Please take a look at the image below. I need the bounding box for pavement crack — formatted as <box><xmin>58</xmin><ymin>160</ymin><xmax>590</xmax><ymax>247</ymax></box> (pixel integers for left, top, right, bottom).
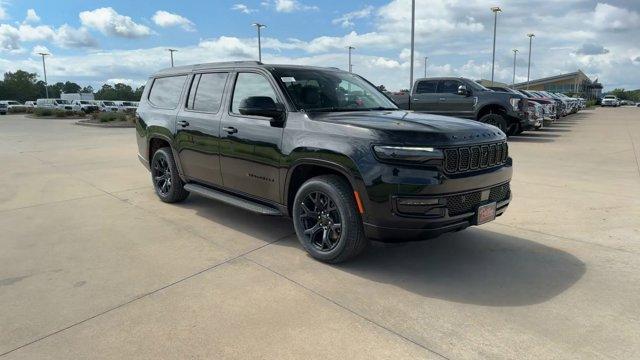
<box><xmin>245</xmin><ymin>257</ymin><xmax>450</xmax><ymax>360</ymax></box>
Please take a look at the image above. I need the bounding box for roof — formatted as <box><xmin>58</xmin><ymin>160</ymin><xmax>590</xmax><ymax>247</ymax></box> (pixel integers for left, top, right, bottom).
<box><xmin>513</xmin><ymin>70</ymin><xmax>590</xmax><ymax>88</ymax></box>
<box><xmin>152</xmin><ymin>61</ymin><xmax>347</xmax><ymax>77</ymax></box>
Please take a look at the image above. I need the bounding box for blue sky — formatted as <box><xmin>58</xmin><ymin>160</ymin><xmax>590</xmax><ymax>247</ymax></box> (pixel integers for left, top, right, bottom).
<box><xmin>1</xmin><ymin>0</ymin><xmax>639</xmax><ymax>91</ymax></box>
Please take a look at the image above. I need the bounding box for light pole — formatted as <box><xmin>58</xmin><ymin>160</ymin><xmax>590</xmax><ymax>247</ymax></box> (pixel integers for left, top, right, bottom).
<box><xmin>409</xmin><ymin>0</ymin><xmax>415</xmax><ymax>91</ymax></box>
<box><xmin>167</xmin><ymin>49</ymin><xmax>177</xmax><ymax>67</ymax></box>
<box><xmin>512</xmin><ymin>49</ymin><xmax>518</xmax><ymax>88</ymax></box>
<box><xmin>252</xmin><ymin>23</ymin><xmax>267</xmax><ymax>62</ymax></box>
<box><xmin>526</xmin><ymin>33</ymin><xmax>535</xmax><ymax>89</ymax></box>
<box><xmin>490</xmin><ymin>6</ymin><xmax>502</xmax><ymax>85</ymax></box>
<box><xmin>38</xmin><ymin>52</ymin><xmax>49</xmax><ymax>98</ymax></box>
<box><xmin>424</xmin><ymin>56</ymin><xmax>428</xmax><ymax>78</ymax></box>
<box><xmin>347</xmin><ymin>46</ymin><xmax>355</xmax><ymax>72</ymax></box>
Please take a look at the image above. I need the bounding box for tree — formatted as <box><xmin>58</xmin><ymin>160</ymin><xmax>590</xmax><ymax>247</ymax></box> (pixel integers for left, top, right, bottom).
<box><xmin>134</xmin><ymin>85</ymin><xmax>145</xmax><ymax>100</ymax></box>
<box><xmin>61</xmin><ymin>81</ymin><xmax>81</xmax><ymax>94</ymax></box>
<box><xmin>1</xmin><ymin>70</ymin><xmax>41</xmax><ymax>102</ymax></box>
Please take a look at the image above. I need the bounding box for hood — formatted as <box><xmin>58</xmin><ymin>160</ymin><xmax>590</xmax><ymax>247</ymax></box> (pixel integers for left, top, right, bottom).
<box><xmin>308</xmin><ymin>110</ymin><xmax>505</xmax><ymax>145</ymax></box>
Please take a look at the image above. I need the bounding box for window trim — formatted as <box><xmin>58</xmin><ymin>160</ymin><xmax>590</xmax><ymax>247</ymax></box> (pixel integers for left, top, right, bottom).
<box><xmin>183</xmin><ymin>72</ymin><xmax>229</xmax><ymax>115</ymax></box>
<box><xmin>146</xmin><ymin>74</ymin><xmax>188</xmax><ymax>110</ymax></box>
<box><xmin>227</xmin><ymin>70</ymin><xmax>284</xmax><ymax>120</ymax></box>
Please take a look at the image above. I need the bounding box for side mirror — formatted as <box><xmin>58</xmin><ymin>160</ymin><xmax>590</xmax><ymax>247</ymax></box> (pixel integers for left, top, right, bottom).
<box><xmin>238</xmin><ymin>96</ymin><xmax>285</xmax><ymax>125</ymax></box>
<box><xmin>457</xmin><ymin>85</ymin><xmax>470</xmax><ymax>96</ymax></box>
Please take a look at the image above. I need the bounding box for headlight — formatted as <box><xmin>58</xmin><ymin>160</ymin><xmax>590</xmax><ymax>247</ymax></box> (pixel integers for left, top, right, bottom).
<box><xmin>373</xmin><ymin>145</ymin><xmax>443</xmax><ymax>164</ymax></box>
<box><xmin>509</xmin><ymin>97</ymin><xmax>521</xmax><ymax>111</ymax></box>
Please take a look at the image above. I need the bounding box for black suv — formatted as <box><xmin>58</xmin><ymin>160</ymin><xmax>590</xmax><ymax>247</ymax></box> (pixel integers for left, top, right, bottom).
<box><xmin>392</xmin><ymin>77</ymin><xmax>538</xmax><ymax>135</ymax></box>
<box><xmin>136</xmin><ymin>62</ymin><xmax>513</xmax><ymax>262</ymax></box>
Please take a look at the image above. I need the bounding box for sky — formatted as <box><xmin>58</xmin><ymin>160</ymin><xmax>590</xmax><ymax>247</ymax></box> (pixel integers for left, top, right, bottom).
<box><xmin>0</xmin><ymin>0</ymin><xmax>639</xmax><ymax>91</ymax></box>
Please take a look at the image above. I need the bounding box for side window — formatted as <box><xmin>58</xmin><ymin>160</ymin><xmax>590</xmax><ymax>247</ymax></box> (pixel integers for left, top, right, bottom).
<box><xmin>148</xmin><ymin>75</ymin><xmax>187</xmax><ymax>109</ymax></box>
<box><xmin>231</xmin><ymin>73</ymin><xmax>278</xmax><ymax>114</ymax></box>
<box><xmin>190</xmin><ymin>73</ymin><xmax>228</xmax><ymax>113</ymax></box>
<box><xmin>415</xmin><ymin>80</ymin><xmax>437</xmax><ymax>94</ymax></box>
<box><xmin>437</xmin><ymin>80</ymin><xmax>462</xmax><ymax>94</ymax></box>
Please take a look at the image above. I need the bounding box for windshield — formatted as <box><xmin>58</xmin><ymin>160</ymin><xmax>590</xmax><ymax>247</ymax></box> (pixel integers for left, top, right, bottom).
<box><xmin>80</xmin><ymin>101</ymin><xmax>90</xmax><ymax>104</ymax></box>
<box><xmin>121</xmin><ymin>102</ymin><xmax>133</xmax><ymax>106</ymax></box>
<box><xmin>55</xmin><ymin>100</ymin><xmax>69</xmax><ymax>104</ymax></box>
<box><xmin>103</xmin><ymin>101</ymin><xmax>116</xmax><ymax>106</ymax></box>
<box><xmin>604</xmin><ymin>95</ymin><xmax>616</xmax><ymax>99</ymax></box>
<box><xmin>270</xmin><ymin>68</ymin><xmax>397</xmax><ymax>112</ymax></box>
<box><xmin>468</xmin><ymin>81</ymin><xmax>491</xmax><ymax>92</ymax></box>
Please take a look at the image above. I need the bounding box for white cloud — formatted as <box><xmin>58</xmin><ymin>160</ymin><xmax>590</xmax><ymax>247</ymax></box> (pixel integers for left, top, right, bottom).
<box><xmin>266</xmin><ymin>0</ymin><xmax>318</xmax><ymax>13</ymax></box>
<box><xmin>79</xmin><ymin>7</ymin><xmax>152</xmax><ymax>38</ymax></box>
<box><xmin>25</xmin><ymin>9</ymin><xmax>40</xmax><ymax>23</ymax></box>
<box><xmin>0</xmin><ymin>24</ymin><xmax>21</xmax><ymax>51</ymax></box>
<box><xmin>18</xmin><ymin>24</ymin><xmax>55</xmax><ymax>42</ymax></box>
<box><xmin>0</xmin><ymin>23</ymin><xmax>97</xmax><ymax>51</ymax></box>
<box><xmin>55</xmin><ymin>24</ymin><xmax>97</xmax><ymax>48</ymax></box>
<box><xmin>332</xmin><ymin>6</ymin><xmax>374</xmax><ymax>28</ymax></box>
<box><xmin>0</xmin><ymin>3</ymin><xmax>7</xmax><ymax>20</ymax></box>
<box><xmin>593</xmin><ymin>3</ymin><xmax>640</xmax><ymax>31</ymax></box>
<box><xmin>151</xmin><ymin>10</ymin><xmax>195</xmax><ymax>32</ymax></box>
<box><xmin>232</xmin><ymin>4</ymin><xmax>257</xmax><ymax>14</ymax></box>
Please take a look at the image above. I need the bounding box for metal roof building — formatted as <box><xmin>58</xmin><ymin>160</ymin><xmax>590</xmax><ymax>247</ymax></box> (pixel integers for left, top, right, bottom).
<box><xmin>513</xmin><ymin>70</ymin><xmax>603</xmax><ymax>99</ymax></box>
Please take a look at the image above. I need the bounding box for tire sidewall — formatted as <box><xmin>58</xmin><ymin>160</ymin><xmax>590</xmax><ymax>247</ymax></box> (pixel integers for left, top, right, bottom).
<box><xmin>479</xmin><ymin>113</ymin><xmax>508</xmax><ymax>133</ymax></box>
<box><xmin>292</xmin><ymin>179</ymin><xmax>355</xmax><ymax>262</ymax></box>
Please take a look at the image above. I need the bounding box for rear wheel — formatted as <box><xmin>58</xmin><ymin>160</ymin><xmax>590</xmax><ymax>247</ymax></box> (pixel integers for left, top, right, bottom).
<box><xmin>151</xmin><ymin>147</ymin><xmax>189</xmax><ymax>203</ymax></box>
<box><xmin>292</xmin><ymin>175</ymin><xmax>367</xmax><ymax>263</ymax></box>
<box><xmin>479</xmin><ymin>113</ymin><xmax>508</xmax><ymax>134</ymax></box>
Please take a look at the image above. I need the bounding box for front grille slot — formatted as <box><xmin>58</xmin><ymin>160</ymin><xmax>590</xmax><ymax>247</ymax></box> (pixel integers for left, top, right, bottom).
<box><xmin>446</xmin><ymin>183</ymin><xmax>511</xmax><ymax>216</ymax></box>
<box><xmin>444</xmin><ymin>141</ymin><xmax>508</xmax><ymax>175</ymax></box>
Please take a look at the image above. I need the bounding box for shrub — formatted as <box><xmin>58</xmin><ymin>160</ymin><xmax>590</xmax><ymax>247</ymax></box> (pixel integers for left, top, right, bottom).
<box><xmin>97</xmin><ymin>111</ymin><xmax>128</xmax><ymax>123</ymax></box>
<box><xmin>34</xmin><ymin>108</ymin><xmax>53</xmax><ymax>117</ymax></box>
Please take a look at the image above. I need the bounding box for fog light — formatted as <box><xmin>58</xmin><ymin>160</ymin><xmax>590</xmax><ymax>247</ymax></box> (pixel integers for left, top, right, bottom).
<box><xmin>397</xmin><ymin>198</ymin><xmax>439</xmax><ymax>206</ymax></box>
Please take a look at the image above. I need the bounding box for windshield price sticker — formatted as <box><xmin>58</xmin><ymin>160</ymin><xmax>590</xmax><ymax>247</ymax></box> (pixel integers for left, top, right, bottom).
<box><xmin>281</xmin><ymin>77</ymin><xmax>296</xmax><ymax>83</ymax></box>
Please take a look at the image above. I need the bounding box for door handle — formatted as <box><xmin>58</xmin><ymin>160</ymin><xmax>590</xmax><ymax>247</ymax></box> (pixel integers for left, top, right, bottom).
<box><xmin>177</xmin><ymin>120</ymin><xmax>189</xmax><ymax>127</ymax></box>
<box><xmin>223</xmin><ymin>126</ymin><xmax>238</xmax><ymax>134</ymax></box>
<box><xmin>439</xmin><ymin>98</ymin><xmax>446</xmax><ymax>101</ymax></box>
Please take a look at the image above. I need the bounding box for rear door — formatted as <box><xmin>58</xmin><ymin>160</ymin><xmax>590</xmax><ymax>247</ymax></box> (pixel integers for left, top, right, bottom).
<box><xmin>219</xmin><ymin>71</ymin><xmax>285</xmax><ymax>203</ymax></box>
<box><xmin>175</xmin><ymin>72</ymin><xmax>229</xmax><ymax>186</ymax></box>
<box><xmin>436</xmin><ymin>79</ymin><xmax>475</xmax><ymax>118</ymax></box>
<box><xmin>410</xmin><ymin>80</ymin><xmax>439</xmax><ymax>112</ymax></box>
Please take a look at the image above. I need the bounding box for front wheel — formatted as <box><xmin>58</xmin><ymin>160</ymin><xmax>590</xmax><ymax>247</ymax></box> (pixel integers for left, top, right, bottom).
<box><xmin>479</xmin><ymin>113</ymin><xmax>508</xmax><ymax>134</ymax></box>
<box><xmin>292</xmin><ymin>175</ymin><xmax>367</xmax><ymax>263</ymax></box>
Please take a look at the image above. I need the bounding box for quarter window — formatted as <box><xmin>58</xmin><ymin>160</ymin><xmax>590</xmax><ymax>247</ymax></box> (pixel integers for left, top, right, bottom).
<box><xmin>148</xmin><ymin>75</ymin><xmax>187</xmax><ymax>109</ymax></box>
<box><xmin>231</xmin><ymin>73</ymin><xmax>279</xmax><ymax>114</ymax></box>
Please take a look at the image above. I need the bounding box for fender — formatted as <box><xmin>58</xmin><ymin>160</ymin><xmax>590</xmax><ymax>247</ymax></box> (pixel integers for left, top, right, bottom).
<box><xmin>146</xmin><ymin>131</ymin><xmax>187</xmax><ymax>180</ymax></box>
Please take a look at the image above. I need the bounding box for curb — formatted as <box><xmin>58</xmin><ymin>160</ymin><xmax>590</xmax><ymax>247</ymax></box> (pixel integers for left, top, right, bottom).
<box><xmin>75</xmin><ymin>119</ymin><xmax>135</xmax><ymax>128</ymax></box>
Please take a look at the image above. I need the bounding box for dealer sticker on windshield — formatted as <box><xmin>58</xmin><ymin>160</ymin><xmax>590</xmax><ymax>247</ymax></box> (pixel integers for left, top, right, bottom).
<box><xmin>281</xmin><ymin>77</ymin><xmax>296</xmax><ymax>83</ymax></box>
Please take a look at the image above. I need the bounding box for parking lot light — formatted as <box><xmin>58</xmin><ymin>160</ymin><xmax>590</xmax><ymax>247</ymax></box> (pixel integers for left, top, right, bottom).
<box><xmin>409</xmin><ymin>0</ymin><xmax>415</xmax><ymax>91</ymax></box>
<box><xmin>424</xmin><ymin>56</ymin><xmax>428</xmax><ymax>78</ymax></box>
<box><xmin>491</xmin><ymin>6</ymin><xmax>502</xmax><ymax>86</ymax></box>
<box><xmin>37</xmin><ymin>52</ymin><xmax>49</xmax><ymax>98</ymax></box>
<box><xmin>347</xmin><ymin>46</ymin><xmax>355</xmax><ymax>72</ymax></box>
<box><xmin>167</xmin><ymin>49</ymin><xmax>177</xmax><ymax>68</ymax></box>
<box><xmin>252</xmin><ymin>23</ymin><xmax>267</xmax><ymax>62</ymax></box>
<box><xmin>527</xmin><ymin>33</ymin><xmax>535</xmax><ymax>89</ymax></box>
<box><xmin>512</xmin><ymin>49</ymin><xmax>519</xmax><ymax>88</ymax></box>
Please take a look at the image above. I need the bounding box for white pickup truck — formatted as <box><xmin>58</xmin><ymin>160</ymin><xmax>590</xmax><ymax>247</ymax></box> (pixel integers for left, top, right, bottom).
<box><xmin>601</xmin><ymin>95</ymin><xmax>620</xmax><ymax>107</ymax></box>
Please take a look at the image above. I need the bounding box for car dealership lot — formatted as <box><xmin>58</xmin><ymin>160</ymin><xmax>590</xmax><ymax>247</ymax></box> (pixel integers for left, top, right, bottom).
<box><xmin>1</xmin><ymin>108</ymin><xmax>639</xmax><ymax>359</ymax></box>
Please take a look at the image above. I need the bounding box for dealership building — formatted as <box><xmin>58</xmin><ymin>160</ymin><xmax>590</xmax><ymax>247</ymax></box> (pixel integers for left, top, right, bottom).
<box><xmin>513</xmin><ymin>70</ymin><xmax>603</xmax><ymax>99</ymax></box>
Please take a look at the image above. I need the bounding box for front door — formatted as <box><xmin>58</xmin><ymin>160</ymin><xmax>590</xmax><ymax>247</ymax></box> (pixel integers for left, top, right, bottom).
<box><xmin>219</xmin><ymin>71</ymin><xmax>285</xmax><ymax>203</ymax></box>
<box><xmin>175</xmin><ymin>72</ymin><xmax>229</xmax><ymax>186</ymax></box>
<box><xmin>436</xmin><ymin>79</ymin><xmax>476</xmax><ymax>118</ymax></box>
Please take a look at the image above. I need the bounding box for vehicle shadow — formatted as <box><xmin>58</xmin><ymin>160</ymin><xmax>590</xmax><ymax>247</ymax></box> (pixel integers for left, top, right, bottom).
<box><xmin>180</xmin><ymin>195</ymin><xmax>585</xmax><ymax>307</ymax></box>
<box><xmin>331</xmin><ymin>228</ymin><xmax>586</xmax><ymax>307</ymax></box>
<box><xmin>507</xmin><ymin>136</ymin><xmax>555</xmax><ymax>143</ymax></box>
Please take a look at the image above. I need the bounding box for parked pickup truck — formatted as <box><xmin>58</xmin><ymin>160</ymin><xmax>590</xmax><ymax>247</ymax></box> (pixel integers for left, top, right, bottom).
<box><xmin>136</xmin><ymin>62</ymin><xmax>513</xmax><ymax>263</ymax></box>
<box><xmin>390</xmin><ymin>77</ymin><xmax>538</xmax><ymax>135</ymax></box>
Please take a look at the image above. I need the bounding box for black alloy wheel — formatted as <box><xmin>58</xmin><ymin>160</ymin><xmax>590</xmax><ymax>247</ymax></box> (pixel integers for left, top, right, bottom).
<box><xmin>152</xmin><ymin>155</ymin><xmax>172</xmax><ymax>197</ymax></box>
<box><xmin>299</xmin><ymin>191</ymin><xmax>342</xmax><ymax>252</ymax></box>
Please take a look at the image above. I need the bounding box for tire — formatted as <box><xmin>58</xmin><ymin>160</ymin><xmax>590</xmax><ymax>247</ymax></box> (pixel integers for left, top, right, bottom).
<box><xmin>479</xmin><ymin>113</ymin><xmax>508</xmax><ymax>134</ymax></box>
<box><xmin>150</xmin><ymin>147</ymin><xmax>189</xmax><ymax>203</ymax></box>
<box><xmin>292</xmin><ymin>175</ymin><xmax>367</xmax><ymax>263</ymax></box>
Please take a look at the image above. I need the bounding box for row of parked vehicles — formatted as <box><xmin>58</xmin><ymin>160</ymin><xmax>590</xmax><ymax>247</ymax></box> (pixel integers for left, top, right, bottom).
<box><xmin>389</xmin><ymin>77</ymin><xmax>585</xmax><ymax>136</ymax></box>
<box><xmin>0</xmin><ymin>99</ymin><xmax>139</xmax><ymax>114</ymax></box>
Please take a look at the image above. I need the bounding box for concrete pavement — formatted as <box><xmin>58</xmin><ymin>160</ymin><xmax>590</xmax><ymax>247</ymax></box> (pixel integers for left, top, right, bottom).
<box><xmin>1</xmin><ymin>108</ymin><xmax>639</xmax><ymax>359</ymax></box>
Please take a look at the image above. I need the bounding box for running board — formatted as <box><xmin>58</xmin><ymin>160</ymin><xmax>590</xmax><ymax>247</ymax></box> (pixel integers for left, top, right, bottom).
<box><xmin>183</xmin><ymin>183</ymin><xmax>282</xmax><ymax>216</ymax></box>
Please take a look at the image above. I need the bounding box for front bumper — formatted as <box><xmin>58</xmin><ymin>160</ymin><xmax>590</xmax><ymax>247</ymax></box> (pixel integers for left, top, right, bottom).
<box><xmin>360</xmin><ymin>162</ymin><xmax>513</xmax><ymax>242</ymax></box>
